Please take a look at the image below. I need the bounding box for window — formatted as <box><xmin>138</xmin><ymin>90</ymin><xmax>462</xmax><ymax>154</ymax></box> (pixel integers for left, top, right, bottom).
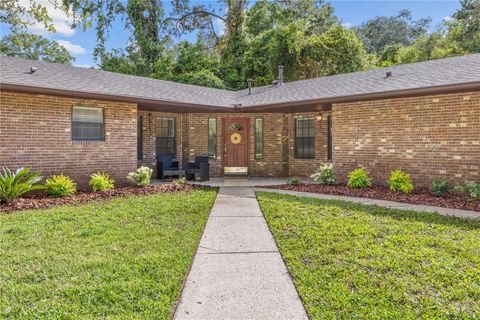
<box><xmin>156</xmin><ymin>118</ymin><xmax>176</xmax><ymax>157</ymax></box>
<box><xmin>72</xmin><ymin>106</ymin><xmax>104</xmax><ymax>141</ymax></box>
<box><xmin>327</xmin><ymin>115</ymin><xmax>333</xmax><ymax>161</ymax></box>
<box><xmin>255</xmin><ymin>118</ymin><xmax>264</xmax><ymax>160</ymax></box>
<box><xmin>208</xmin><ymin>118</ymin><xmax>217</xmax><ymax>159</ymax></box>
<box><xmin>295</xmin><ymin>118</ymin><xmax>315</xmax><ymax>159</ymax></box>
<box><xmin>137</xmin><ymin>115</ymin><xmax>143</xmax><ymax>160</ymax></box>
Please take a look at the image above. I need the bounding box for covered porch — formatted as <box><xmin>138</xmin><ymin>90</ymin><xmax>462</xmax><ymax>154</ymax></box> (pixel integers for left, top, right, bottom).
<box><xmin>136</xmin><ymin>103</ymin><xmax>333</xmax><ymax>181</ymax></box>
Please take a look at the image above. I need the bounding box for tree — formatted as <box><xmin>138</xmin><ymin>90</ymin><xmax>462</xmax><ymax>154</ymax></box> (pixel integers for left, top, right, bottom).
<box><xmin>355</xmin><ymin>10</ymin><xmax>431</xmax><ymax>55</ymax></box>
<box><xmin>0</xmin><ymin>0</ymin><xmax>56</xmax><ymax>32</ymax></box>
<box><xmin>447</xmin><ymin>0</ymin><xmax>480</xmax><ymax>52</ymax></box>
<box><xmin>244</xmin><ymin>22</ymin><xmax>373</xmax><ymax>87</ymax></box>
<box><xmin>0</xmin><ymin>32</ymin><xmax>74</xmax><ymax>64</ymax></box>
<box><xmin>378</xmin><ymin>33</ymin><xmax>466</xmax><ymax>66</ymax></box>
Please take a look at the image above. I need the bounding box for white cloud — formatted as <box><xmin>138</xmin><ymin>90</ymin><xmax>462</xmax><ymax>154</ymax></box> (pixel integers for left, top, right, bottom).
<box><xmin>443</xmin><ymin>16</ymin><xmax>454</xmax><ymax>22</ymax></box>
<box><xmin>20</xmin><ymin>0</ymin><xmax>75</xmax><ymax>36</ymax></box>
<box><xmin>342</xmin><ymin>22</ymin><xmax>353</xmax><ymax>29</ymax></box>
<box><xmin>57</xmin><ymin>40</ymin><xmax>86</xmax><ymax>54</ymax></box>
<box><xmin>214</xmin><ymin>17</ymin><xmax>226</xmax><ymax>36</ymax></box>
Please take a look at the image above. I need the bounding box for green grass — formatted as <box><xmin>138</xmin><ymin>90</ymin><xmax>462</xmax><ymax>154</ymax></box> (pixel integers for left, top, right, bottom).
<box><xmin>256</xmin><ymin>191</ymin><xmax>480</xmax><ymax>320</ymax></box>
<box><xmin>0</xmin><ymin>189</ymin><xmax>217</xmax><ymax>319</ymax></box>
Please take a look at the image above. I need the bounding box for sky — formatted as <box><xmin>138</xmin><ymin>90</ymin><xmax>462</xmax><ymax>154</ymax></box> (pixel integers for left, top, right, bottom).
<box><xmin>0</xmin><ymin>0</ymin><xmax>461</xmax><ymax>68</ymax></box>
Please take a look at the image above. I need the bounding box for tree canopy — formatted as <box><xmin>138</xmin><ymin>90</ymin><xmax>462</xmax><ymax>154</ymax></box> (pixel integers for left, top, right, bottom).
<box><xmin>0</xmin><ymin>32</ymin><xmax>74</xmax><ymax>64</ymax></box>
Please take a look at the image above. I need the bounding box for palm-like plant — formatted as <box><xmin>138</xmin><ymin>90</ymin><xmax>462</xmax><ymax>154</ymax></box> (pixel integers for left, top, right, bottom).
<box><xmin>0</xmin><ymin>167</ymin><xmax>44</xmax><ymax>203</ymax></box>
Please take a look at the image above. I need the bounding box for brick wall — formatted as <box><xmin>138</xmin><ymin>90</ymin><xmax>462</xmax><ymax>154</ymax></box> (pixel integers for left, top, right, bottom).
<box><xmin>135</xmin><ymin>110</ymin><xmax>331</xmax><ymax>178</ymax></box>
<box><xmin>332</xmin><ymin>91</ymin><xmax>480</xmax><ymax>187</ymax></box>
<box><xmin>4</xmin><ymin>89</ymin><xmax>477</xmax><ymax>188</ymax></box>
<box><xmin>0</xmin><ymin>90</ymin><xmax>137</xmax><ymax>188</ymax></box>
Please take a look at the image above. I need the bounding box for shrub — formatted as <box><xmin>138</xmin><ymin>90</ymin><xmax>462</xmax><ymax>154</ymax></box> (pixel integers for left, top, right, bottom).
<box><xmin>347</xmin><ymin>168</ymin><xmax>372</xmax><ymax>188</ymax></box>
<box><xmin>310</xmin><ymin>163</ymin><xmax>336</xmax><ymax>185</ymax></box>
<box><xmin>0</xmin><ymin>167</ymin><xmax>44</xmax><ymax>203</ymax></box>
<box><xmin>89</xmin><ymin>172</ymin><xmax>115</xmax><ymax>192</ymax></box>
<box><xmin>388</xmin><ymin>170</ymin><xmax>414</xmax><ymax>193</ymax></box>
<box><xmin>430</xmin><ymin>177</ymin><xmax>450</xmax><ymax>197</ymax></box>
<box><xmin>127</xmin><ymin>166</ymin><xmax>153</xmax><ymax>187</ymax></box>
<box><xmin>172</xmin><ymin>177</ymin><xmax>187</xmax><ymax>185</ymax></box>
<box><xmin>287</xmin><ymin>177</ymin><xmax>302</xmax><ymax>185</ymax></box>
<box><xmin>45</xmin><ymin>174</ymin><xmax>76</xmax><ymax>198</ymax></box>
<box><xmin>455</xmin><ymin>181</ymin><xmax>480</xmax><ymax>199</ymax></box>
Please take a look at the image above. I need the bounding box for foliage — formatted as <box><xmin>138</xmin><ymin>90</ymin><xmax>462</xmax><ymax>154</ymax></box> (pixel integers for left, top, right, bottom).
<box><xmin>448</xmin><ymin>0</ymin><xmax>480</xmax><ymax>53</ymax></box>
<box><xmin>45</xmin><ymin>174</ymin><xmax>76</xmax><ymax>198</ymax></box>
<box><xmin>257</xmin><ymin>191</ymin><xmax>480</xmax><ymax>319</ymax></box>
<box><xmin>89</xmin><ymin>172</ymin><xmax>114</xmax><ymax>192</ymax></box>
<box><xmin>0</xmin><ymin>189</ymin><xmax>217</xmax><ymax>318</ymax></box>
<box><xmin>347</xmin><ymin>168</ymin><xmax>373</xmax><ymax>188</ymax></box>
<box><xmin>287</xmin><ymin>177</ymin><xmax>302</xmax><ymax>185</ymax></box>
<box><xmin>127</xmin><ymin>166</ymin><xmax>153</xmax><ymax>187</ymax></box>
<box><xmin>379</xmin><ymin>33</ymin><xmax>466</xmax><ymax>66</ymax></box>
<box><xmin>0</xmin><ymin>167</ymin><xmax>44</xmax><ymax>203</ymax></box>
<box><xmin>430</xmin><ymin>177</ymin><xmax>450</xmax><ymax>197</ymax></box>
<box><xmin>455</xmin><ymin>181</ymin><xmax>480</xmax><ymax>199</ymax></box>
<box><xmin>0</xmin><ymin>32</ymin><xmax>74</xmax><ymax>64</ymax></box>
<box><xmin>0</xmin><ymin>0</ymin><xmax>56</xmax><ymax>32</ymax></box>
<box><xmin>172</xmin><ymin>177</ymin><xmax>187</xmax><ymax>185</ymax></box>
<box><xmin>355</xmin><ymin>9</ymin><xmax>431</xmax><ymax>55</ymax></box>
<box><xmin>388</xmin><ymin>170</ymin><xmax>414</xmax><ymax>193</ymax></box>
<box><xmin>310</xmin><ymin>163</ymin><xmax>336</xmax><ymax>185</ymax></box>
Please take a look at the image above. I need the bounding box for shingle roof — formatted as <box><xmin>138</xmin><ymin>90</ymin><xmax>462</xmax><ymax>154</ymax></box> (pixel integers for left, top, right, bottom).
<box><xmin>0</xmin><ymin>55</ymin><xmax>236</xmax><ymax>108</ymax></box>
<box><xmin>1</xmin><ymin>54</ymin><xmax>479</xmax><ymax>109</ymax></box>
<box><xmin>237</xmin><ymin>54</ymin><xmax>480</xmax><ymax>107</ymax></box>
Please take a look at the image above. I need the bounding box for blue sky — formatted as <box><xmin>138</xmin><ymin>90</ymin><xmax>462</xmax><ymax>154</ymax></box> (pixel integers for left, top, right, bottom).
<box><xmin>0</xmin><ymin>1</ymin><xmax>460</xmax><ymax>68</ymax></box>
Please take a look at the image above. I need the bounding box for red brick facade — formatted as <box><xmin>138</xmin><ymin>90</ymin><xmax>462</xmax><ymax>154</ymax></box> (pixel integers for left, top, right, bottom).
<box><xmin>1</xmin><ymin>89</ymin><xmax>479</xmax><ymax>188</ymax></box>
<box><xmin>332</xmin><ymin>91</ymin><xmax>480</xmax><ymax>187</ymax></box>
<box><xmin>0</xmin><ymin>90</ymin><xmax>137</xmax><ymax>187</ymax></box>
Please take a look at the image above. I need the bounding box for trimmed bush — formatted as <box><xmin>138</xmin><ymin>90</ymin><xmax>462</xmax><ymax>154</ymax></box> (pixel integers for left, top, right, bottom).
<box><xmin>0</xmin><ymin>167</ymin><xmax>44</xmax><ymax>203</ymax></box>
<box><xmin>89</xmin><ymin>172</ymin><xmax>115</xmax><ymax>192</ymax></box>
<box><xmin>455</xmin><ymin>181</ymin><xmax>480</xmax><ymax>200</ymax></box>
<box><xmin>45</xmin><ymin>174</ymin><xmax>76</xmax><ymax>198</ymax></box>
<box><xmin>430</xmin><ymin>177</ymin><xmax>450</xmax><ymax>197</ymax></box>
<box><xmin>310</xmin><ymin>163</ymin><xmax>336</xmax><ymax>185</ymax></box>
<box><xmin>347</xmin><ymin>168</ymin><xmax>372</xmax><ymax>189</ymax></box>
<box><xmin>172</xmin><ymin>177</ymin><xmax>187</xmax><ymax>185</ymax></box>
<box><xmin>388</xmin><ymin>170</ymin><xmax>414</xmax><ymax>193</ymax></box>
<box><xmin>127</xmin><ymin>166</ymin><xmax>153</xmax><ymax>187</ymax></box>
<box><xmin>287</xmin><ymin>177</ymin><xmax>302</xmax><ymax>185</ymax></box>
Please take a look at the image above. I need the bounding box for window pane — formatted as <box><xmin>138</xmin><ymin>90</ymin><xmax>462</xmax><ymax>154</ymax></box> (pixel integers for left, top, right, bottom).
<box><xmin>72</xmin><ymin>106</ymin><xmax>104</xmax><ymax>140</ymax></box>
<box><xmin>327</xmin><ymin>115</ymin><xmax>333</xmax><ymax>161</ymax></box>
<box><xmin>255</xmin><ymin>118</ymin><xmax>263</xmax><ymax>160</ymax></box>
<box><xmin>156</xmin><ymin>118</ymin><xmax>176</xmax><ymax>157</ymax></box>
<box><xmin>295</xmin><ymin>118</ymin><xmax>315</xmax><ymax>159</ymax></box>
<box><xmin>208</xmin><ymin>118</ymin><xmax>217</xmax><ymax>159</ymax></box>
<box><xmin>137</xmin><ymin>116</ymin><xmax>143</xmax><ymax>160</ymax></box>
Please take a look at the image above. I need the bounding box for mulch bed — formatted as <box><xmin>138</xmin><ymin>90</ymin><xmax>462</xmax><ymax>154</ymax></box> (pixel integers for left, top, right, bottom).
<box><xmin>0</xmin><ymin>184</ymin><xmax>209</xmax><ymax>213</ymax></box>
<box><xmin>261</xmin><ymin>184</ymin><xmax>480</xmax><ymax>212</ymax></box>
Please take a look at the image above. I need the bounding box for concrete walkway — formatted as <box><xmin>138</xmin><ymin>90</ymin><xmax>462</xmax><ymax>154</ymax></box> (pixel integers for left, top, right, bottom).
<box><xmin>174</xmin><ymin>187</ymin><xmax>308</xmax><ymax>320</ymax></box>
<box><xmin>255</xmin><ymin>188</ymin><xmax>480</xmax><ymax>219</ymax></box>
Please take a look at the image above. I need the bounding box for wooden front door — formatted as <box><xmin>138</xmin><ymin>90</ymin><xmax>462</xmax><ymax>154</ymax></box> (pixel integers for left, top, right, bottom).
<box><xmin>224</xmin><ymin>118</ymin><xmax>249</xmax><ymax>173</ymax></box>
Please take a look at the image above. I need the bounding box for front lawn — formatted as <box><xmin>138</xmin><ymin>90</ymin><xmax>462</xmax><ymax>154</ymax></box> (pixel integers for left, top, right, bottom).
<box><xmin>256</xmin><ymin>191</ymin><xmax>480</xmax><ymax>319</ymax></box>
<box><xmin>0</xmin><ymin>189</ymin><xmax>217</xmax><ymax>319</ymax></box>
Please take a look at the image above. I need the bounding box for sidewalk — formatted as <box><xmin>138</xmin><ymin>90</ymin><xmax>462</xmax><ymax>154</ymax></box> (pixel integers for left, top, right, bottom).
<box><xmin>174</xmin><ymin>187</ymin><xmax>308</xmax><ymax>320</ymax></box>
<box><xmin>254</xmin><ymin>188</ymin><xmax>480</xmax><ymax>219</ymax></box>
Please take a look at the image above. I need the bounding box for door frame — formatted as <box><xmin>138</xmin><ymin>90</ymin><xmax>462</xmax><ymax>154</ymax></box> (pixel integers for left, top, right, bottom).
<box><xmin>222</xmin><ymin>117</ymin><xmax>250</xmax><ymax>175</ymax></box>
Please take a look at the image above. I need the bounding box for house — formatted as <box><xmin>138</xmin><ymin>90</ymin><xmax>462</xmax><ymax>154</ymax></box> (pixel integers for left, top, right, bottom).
<box><xmin>1</xmin><ymin>54</ymin><xmax>479</xmax><ymax>187</ymax></box>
